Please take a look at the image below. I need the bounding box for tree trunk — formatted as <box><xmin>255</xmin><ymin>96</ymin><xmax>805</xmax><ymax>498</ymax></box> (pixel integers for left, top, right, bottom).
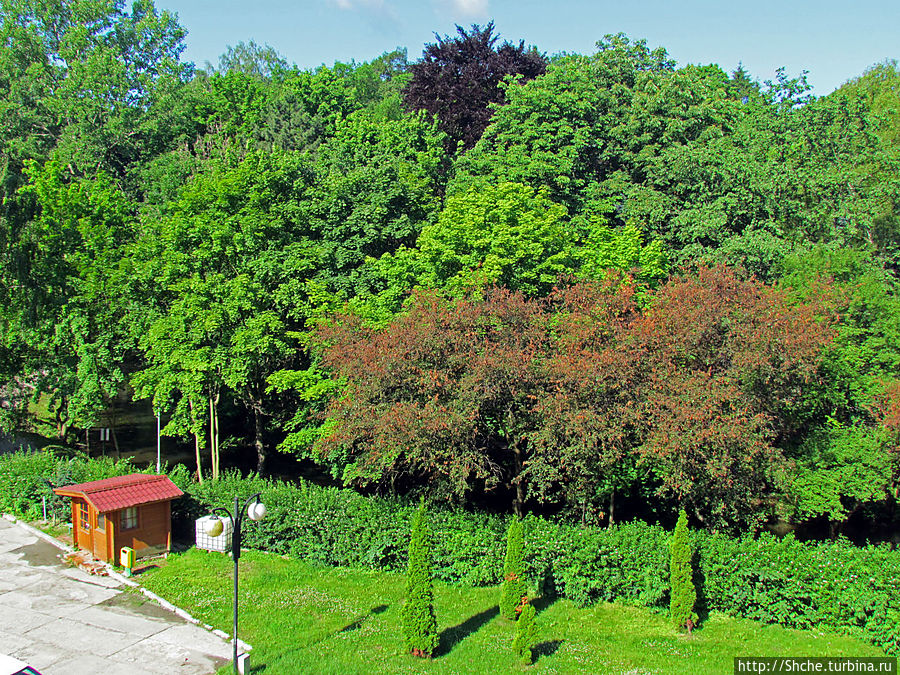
<box><xmin>55</xmin><ymin>397</ymin><xmax>69</xmax><ymax>440</ymax></box>
<box><xmin>254</xmin><ymin>405</ymin><xmax>267</xmax><ymax>475</ymax></box>
<box><xmin>609</xmin><ymin>489</ymin><xmax>616</xmax><ymax>526</ymax></box>
<box><xmin>189</xmin><ymin>398</ymin><xmax>204</xmax><ymax>484</ymax></box>
<box><xmin>511</xmin><ymin>440</ymin><xmax>524</xmax><ymax>518</ymax></box>
<box><xmin>111</xmin><ymin>424</ymin><xmax>121</xmax><ymax>459</ymax></box>
<box><xmin>209</xmin><ymin>394</ymin><xmax>220</xmax><ymax>480</ymax></box>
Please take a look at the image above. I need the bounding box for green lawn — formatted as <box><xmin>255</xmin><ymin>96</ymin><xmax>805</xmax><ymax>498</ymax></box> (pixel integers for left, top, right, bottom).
<box><xmin>138</xmin><ymin>548</ymin><xmax>884</xmax><ymax>674</ymax></box>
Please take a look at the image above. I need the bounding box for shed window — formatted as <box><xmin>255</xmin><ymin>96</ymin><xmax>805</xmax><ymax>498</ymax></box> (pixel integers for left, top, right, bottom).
<box><xmin>96</xmin><ymin>513</ymin><xmax>105</xmax><ymax>532</ymax></box>
<box><xmin>121</xmin><ymin>507</ymin><xmax>138</xmax><ymax>530</ymax></box>
<box><xmin>79</xmin><ymin>503</ymin><xmax>90</xmax><ymax>532</ymax></box>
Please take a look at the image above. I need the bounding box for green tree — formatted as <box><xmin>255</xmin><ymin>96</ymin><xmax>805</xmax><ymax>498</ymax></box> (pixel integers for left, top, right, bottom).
<box><xmin>512</xmin><ymin>601</ymin><xmax>537</xmax><ymax>664</ymax></box>
<box><xmin>778</xmin><ymin>246</ymin><xmax>900</xmax><ymax>531</ymax></box>
<box><xmin>215</xmin><ymin>40</ymin><xmax>288</xmax><ymax>78</ymax></box>
<box><xmin>365</xmin><ymin>182</ymin><xmax>667</xmax><ymax>313</ymax></box>
<box><xmin>401</xmin><ymin>499</ymin><xmax>438</xmax><ymax>658</ymax></box>
<box><xmin>129</xmin><ymin>149</ymin><xmax>314</xmax><ymax>474</ymax></box>
<box><xmin>500</xmin><ymin>518</ymin><xmax>527</xmax><ymax>619</ymax></box>
<box><xmin>835</xmin><ymin>60</ymin><xmax>900</xmax><ymax>148</ymax></box>
<box><xmin>669</xmin><ymin>509</ymin><xmax>697</xmax><ymax>632</ymax></box>
<box><xmin>305</xmin><ymin>110</ymin><xmax>447</xmax><ymax>298</ymax></box>
<box><xmin>1</xmin><ymin>161</ymin><xmax>135</xmax><ymax>437</ymax></box>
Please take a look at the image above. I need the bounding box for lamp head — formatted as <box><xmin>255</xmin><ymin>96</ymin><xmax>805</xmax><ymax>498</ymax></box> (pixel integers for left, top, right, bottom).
<box><xmin>247</xmin><ymin>500</ymin><xmax>266</xmax><ymax>522</ymax></box>
<box><xmin>204</xmin><ymin>516</ymin><xmax>224</xmax><ymax>537</ymax></box>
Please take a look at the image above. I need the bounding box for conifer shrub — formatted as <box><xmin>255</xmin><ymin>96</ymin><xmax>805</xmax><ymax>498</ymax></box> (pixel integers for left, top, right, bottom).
<box><xmin>400</xmin><ymin>499</ymin><xmax>438</xmax><ymax>657</ymax></box>
<box><xmin>670</xmin><ymin>509</ymin><xmax>698</xmax><ymax>632</ymax></box>
<box><xmin>500</xmin><ymin>517</ymin><xmax>527</xmax><ymax>619</ymax></box>
<box><xmin>513</xmin><ymin>601</ymin><xmax>537</xmax><ymax>664</ymax></box>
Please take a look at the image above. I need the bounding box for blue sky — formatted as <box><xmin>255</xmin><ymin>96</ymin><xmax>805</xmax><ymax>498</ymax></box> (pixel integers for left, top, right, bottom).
<box><xmin>160</xmin><ymin>0</ymin><xmax>898</xmax><ymax>95</ymax></box>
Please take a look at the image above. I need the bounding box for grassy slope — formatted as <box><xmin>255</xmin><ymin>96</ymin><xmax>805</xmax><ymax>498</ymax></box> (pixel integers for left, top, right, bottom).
<box><xmin>139</xmin><ymin>548</ymin><xmax>883</xmax><ymax>675</ymax></box>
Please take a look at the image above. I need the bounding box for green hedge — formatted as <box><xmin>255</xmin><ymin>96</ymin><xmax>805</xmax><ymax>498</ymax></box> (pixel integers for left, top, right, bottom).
<box><xmin>0</xmin><ymin>449</ymin><xmax>160</xmax><ymax>521</ymax></box>
<box><xmin>2</xmin><ymin>450</ymin><xmax>898</xmax><ymax>653</ymax></box>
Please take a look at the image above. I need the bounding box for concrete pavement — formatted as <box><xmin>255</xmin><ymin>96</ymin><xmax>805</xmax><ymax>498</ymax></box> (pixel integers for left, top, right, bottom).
<box><xmin>0</xmin><ymin>516</ymin><xmax>231</xmax><ymax>674</ymax></box>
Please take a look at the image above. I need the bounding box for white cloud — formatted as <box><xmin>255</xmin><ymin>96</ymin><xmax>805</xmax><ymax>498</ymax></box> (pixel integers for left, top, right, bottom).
<box><xmin>332</xmin><ymin>0</ymin><xmax>385</xmax><ymax>10</ymax></box>
<box><xmin>450</xmin><ymin>0</ymin><xmax>489</xmax><ymax>17</ymax></box>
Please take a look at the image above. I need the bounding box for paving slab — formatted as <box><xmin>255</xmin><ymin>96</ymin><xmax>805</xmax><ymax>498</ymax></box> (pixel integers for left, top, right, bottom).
<box><xmin>69</xmin><ymin>604</ymin><xmax>172</xmax><ymax>637</ymax></box>
<box><xmin>25</xmin><ymin>615</ymin><xmax>144</xmax><ymax>656</ymax></box>
<box><xmin>0</xmin><ymin>588</ymin><xmax>93</xmax><ymax>617</ymax></box>
<box><xmin>6</xmin><ymin>638</ymin><xmax>70</xmax><ymax>673</ymax></box>
<box><xmin>40</xmin><ymin>653</ymin><xmax>159</xmax><ymax>675</ymax></box>
<box><xmin>110</xmin><ymin>638</ymin><xmax>229</xmax><ymax>675</ymax></box>
<box><xmin>0</xmin><ymin>604</ymin><xmax>58</xmax><ymax>634</ymax></box>
<box><xmin>0</xmin><ymin>517</ymin><xmax>230</xmax><ymax>674</ymax></box>
<box><xmin>151</xmin><ymin>623</ymin><xmax>235</xmax><ymax>660</ymax></box>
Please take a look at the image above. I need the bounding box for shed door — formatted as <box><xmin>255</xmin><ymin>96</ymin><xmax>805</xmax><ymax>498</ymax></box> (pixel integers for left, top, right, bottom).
<box><xmin>76</xmin><ymin>500</ymin><xmax>92</xmax><ymax>552</ymax></box>
<box><xmin>92</xmin><ymin>511</ymin><xmax>109</xmax><ymax>561</ymax></box>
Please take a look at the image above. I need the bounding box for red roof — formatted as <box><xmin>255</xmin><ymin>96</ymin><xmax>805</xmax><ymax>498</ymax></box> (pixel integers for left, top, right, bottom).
<box><xmin>53</xmin><ymin>473</ymin><xmax>184</xmax><ymax>513</ymax></box>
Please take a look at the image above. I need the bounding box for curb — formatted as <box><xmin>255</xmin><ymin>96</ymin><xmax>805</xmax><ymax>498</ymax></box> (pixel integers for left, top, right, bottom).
<box><xmin>2</xmin><ymin>513</ymin><xmax>252</xmax><ymax>652</ymax></box>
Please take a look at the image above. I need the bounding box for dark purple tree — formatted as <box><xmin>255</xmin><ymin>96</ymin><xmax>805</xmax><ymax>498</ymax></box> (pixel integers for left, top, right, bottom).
<box><xmin>402</xmin><ymin>22</ymin><xmax>546</xmax><ymax>152</ymax></box>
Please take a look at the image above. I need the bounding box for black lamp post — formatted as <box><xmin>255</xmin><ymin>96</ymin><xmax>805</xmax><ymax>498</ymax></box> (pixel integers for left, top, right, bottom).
<box><xmin>204</xmin><ymin>493</ymin><xmax>266</xmax><ymax>674</ymax></box>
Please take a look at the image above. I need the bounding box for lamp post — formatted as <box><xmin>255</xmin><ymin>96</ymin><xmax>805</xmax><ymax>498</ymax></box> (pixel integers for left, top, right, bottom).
<box><xmin>204</xmin><ymin>493</ymin><xmax>266</xmax><ymax>674</ymax></box>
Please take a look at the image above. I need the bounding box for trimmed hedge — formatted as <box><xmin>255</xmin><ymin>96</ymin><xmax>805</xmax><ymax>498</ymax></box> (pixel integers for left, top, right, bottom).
<box><xmin>2</xmin><ymin>450</ymin><xmax>898</xmax><ymax>653</ymax></box>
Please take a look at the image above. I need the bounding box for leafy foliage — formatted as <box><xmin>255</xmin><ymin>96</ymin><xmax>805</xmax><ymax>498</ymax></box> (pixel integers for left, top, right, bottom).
<box><xmin>315</xmin><ymin>286</ymin><xmax>551</xmax><ymax>510</ymax></box>
<box><xmin>367</xmin><ymin>182</ymin><xmax>667</xmax><ymax>305</ymax></box>
<box><xmin>318</xmin><ymin>267</ymin><xmax>833</xmax><ymax>528</ymax></box>
<box><xmin>632</xmin><ymin>266</ymin><xmax>834</xmax><ymax>527</ymax></box>
<box><xmin>1</xmin><ymin>5</ymin><xmax>898</xmax><ymax>536</ymax></box>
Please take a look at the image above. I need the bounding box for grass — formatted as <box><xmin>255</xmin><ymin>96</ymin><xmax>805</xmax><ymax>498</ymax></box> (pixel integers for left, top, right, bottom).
<box><xmin>139</xmin><ymin>547</ymin><xmax>885</xmax><ymax>675</ymax></box>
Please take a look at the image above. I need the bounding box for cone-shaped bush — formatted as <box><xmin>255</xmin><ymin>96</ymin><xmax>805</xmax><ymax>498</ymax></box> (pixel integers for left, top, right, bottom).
<box><xmin>500</xmin><ymin>518</ymin><xmax>527</xmax><ymax>619</ymax></box>
<box><xmin>401</xmin><ymin>499</ymin><xmax>438</xmax><ymax>657</ymax></box>
<box><xmin>513</xmin><ymin>601</ymin><xmax>537</xmax><ymax>665</ymax></box>
<box><xmin>670</xmin><ymin>509</ymin><xmax>698</xmax><ymax>632</ymax></box>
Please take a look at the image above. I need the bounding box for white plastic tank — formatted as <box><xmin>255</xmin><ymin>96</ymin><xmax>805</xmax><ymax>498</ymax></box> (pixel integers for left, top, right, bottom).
<box><xmin>195</xmin><ymin>515</ymin><xmax>233</xmax><ymax>552</ymax></box>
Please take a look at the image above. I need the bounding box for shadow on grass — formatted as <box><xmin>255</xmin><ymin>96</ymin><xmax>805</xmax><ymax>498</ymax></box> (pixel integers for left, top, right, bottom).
<box><xmin>533</xmin><ymin>639</ymin><xmax>563</xmax><ymax>661</ymax></box>
<box><xmin>531</xmin><ymin>595</ymin><xmax>558</xmax><ymax>616</ymax></box>
<box><xmin>133</xmin><ymin>564</ymin><xmax>160</xmax><ymax>576</ymax></box>
<box><xmin>436</xmin><ymin>605</ymin><xmax>499</xmax><ymax>656</ymax></box>
<box><xmin>273</xmin><ymin>602</ymin><xmax>393</xmax><ymax>666</ymax></box>
<box><xmin>338</xmin><ymin>604</ymin><xmax>390</xmax><ymax>633</ymax></box>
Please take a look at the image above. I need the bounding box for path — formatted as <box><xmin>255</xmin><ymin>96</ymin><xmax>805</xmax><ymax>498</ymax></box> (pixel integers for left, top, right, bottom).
<box><xmin>0</xmin><ymin>517</ymin><xmax>231</xmax><ymax>674</ymax></box>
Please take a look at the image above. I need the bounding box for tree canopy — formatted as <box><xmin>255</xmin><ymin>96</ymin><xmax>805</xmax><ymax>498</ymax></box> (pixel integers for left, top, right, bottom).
<box><xmin>1</xmin><ymin>11</ymin><xmax>898</xmax><ymax>534</ymax></box>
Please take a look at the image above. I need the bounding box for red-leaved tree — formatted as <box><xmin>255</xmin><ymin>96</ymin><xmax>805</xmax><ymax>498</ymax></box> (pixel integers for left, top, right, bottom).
<box><xmin>632</xmin><ymin>265</ymin><xmax>835</xmax><ymax>526</ymax></box>
<box><xmin>315</xmin><ymin>287</ymin><xmax>551</xmax><ymax>513</ymax></box>
<box><xmin>526</xmin><ymin>275</ymin><xmax>642</xmax><ymax>523</ymax></box>
<box><xmin>313</xmin><ymin>267</ymin><xmax>834</xmax><ymax>528</ymax></box>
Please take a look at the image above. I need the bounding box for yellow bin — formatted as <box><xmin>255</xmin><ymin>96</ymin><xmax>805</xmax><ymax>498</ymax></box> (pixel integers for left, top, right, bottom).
<box><xmin>120</xmin><ymin>546</ymin><xmax>135</xmax><ymax>576</ymax></box>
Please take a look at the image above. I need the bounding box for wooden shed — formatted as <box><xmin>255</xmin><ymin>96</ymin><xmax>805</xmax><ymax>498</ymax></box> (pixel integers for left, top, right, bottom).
<box><xmin>53</xmin><ymin>473</ymin><xmax>183</xmax><ymax>563</ymax></box>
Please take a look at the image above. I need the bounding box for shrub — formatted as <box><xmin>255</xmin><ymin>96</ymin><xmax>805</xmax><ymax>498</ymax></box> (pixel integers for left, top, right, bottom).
<box><xmin>0</xmin><ymin>450</ymin><xmax>148</xmax><ymax>522</ymax></box>
<box><xmin>513</xmin><ymin>601</ymin><xmax>537</xmax><ymax>664</ymax></box>
<box><xmin>400</xmin><ymin>500</ymin><xmax>438</xmax><ymax>657</ymax></box>
<box><xmin>670</xmin><ymin>509</ymin><xmax>698</xmax><ymax>631</ymax></box>
<box><xmin>500</xmin><ymin>518</ymin><xmax>527</xmax><ymax>619</ymax></box>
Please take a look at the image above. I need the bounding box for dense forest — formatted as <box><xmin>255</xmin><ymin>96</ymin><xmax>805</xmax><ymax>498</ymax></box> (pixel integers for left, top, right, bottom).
<box><xmin>2</xmin><ymin>0</ymin><xmax>899</xmax><ymax>537</ymax></box>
